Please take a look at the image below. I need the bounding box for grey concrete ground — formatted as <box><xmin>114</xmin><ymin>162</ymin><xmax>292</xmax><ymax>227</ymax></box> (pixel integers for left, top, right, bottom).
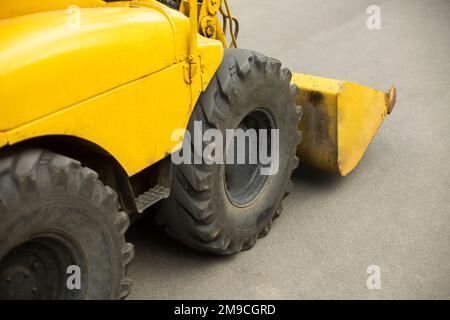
<box><xmin>127</xmin><ymin>0</ymin><xmax>450</xmax><ymax>299</ymax></box>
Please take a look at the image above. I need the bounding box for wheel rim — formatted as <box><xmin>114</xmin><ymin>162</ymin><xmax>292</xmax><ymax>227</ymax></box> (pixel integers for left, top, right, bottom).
<box><xmin>0</xmin><ymin>233</ymin><xmax>83</xmax><ymax>300</ymax></box>
<box><xmin>225</xmin><ymin>107</ymin><xmax>277</xmax><ymax>207</ymax></box>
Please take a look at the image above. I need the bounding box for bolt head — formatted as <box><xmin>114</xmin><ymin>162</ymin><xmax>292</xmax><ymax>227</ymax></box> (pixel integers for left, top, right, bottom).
<box><xmin>32</xmin><ymin>260</ymin><xmax>41</xmax><ymax>270</ymax></box>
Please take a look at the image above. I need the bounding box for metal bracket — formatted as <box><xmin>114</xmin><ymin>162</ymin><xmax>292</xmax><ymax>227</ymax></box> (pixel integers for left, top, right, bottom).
<box><xmin>184</xmin><ymin>59</ymin><xmax>198</xmax><ymax>84</ymax></box>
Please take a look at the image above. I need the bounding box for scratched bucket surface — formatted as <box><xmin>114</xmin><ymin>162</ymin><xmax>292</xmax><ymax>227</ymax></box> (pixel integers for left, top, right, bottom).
<box><xmin>292</xmin><ymin>73</ymin><xmax>396</xmax><ymax>176</ymax></box>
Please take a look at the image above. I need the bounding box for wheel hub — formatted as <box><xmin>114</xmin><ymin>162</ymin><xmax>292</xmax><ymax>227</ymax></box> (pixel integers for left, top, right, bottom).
<box><xmin>0</xmin><ymin>236</ymin><xmax>80</xmax><ymax>300</ymax></box>
<box><xmin>225</xmin><ymin>107</ymin><xmax>277</xmax><ymax>207</ymax></box>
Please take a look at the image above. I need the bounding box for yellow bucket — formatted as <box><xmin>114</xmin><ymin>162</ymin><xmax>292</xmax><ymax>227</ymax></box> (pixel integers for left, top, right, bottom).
<box><xmin>292</xmin><ymin>74</ymin><xmax>396</xmax><ymax>176</ymax></box>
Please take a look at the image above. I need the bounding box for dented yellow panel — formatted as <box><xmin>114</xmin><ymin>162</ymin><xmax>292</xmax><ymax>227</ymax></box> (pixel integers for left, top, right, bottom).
<box><xmin>292</xmin><ymin>74</ymin><xmax>395</xmax><ymax>176</ymax></box>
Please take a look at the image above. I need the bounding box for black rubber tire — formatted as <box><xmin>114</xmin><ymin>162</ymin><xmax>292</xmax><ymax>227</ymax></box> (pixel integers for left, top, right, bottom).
<box><xmin>0</xmin><ymin>149</ymin><xmax>133</xmax><ymax>300</ymax></box>
<box><xmin>157</xmin><ymin>49</ymin><xmax>302</xmax><ymax>255</ymax></box>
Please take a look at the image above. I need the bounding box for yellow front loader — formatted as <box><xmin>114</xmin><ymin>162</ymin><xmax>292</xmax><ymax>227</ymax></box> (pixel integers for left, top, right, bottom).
<box><xmin>0</xmin><ymin>0</ymin><xmax>396</xmax><ymax>299</ymax></box>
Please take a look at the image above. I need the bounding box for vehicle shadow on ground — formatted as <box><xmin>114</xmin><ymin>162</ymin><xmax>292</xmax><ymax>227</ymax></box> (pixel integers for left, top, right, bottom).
<box><xmin>126</xmin><ymin>208</ymin><xmax>232</xmax><ymax>262</ymax></box>
<box><xmin>291</xmin><ymin>165</ymin><xmax>343</xmax><ymax>190</ymax></box>
<box><xmin>127</xmin><ymin>166</ymin><xmax>342</xmax><ymax>259</ymax></box>
<box><xmin>125</xmin><ymin>166</ymin><xmax>345</xmax><ymax>298</ymax></box>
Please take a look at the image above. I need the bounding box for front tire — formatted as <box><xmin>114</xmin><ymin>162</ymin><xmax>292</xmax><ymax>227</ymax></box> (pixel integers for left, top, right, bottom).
<box><xmin>0</xmin><ymin>149</ymin><xmax>133</xmax><ymax>299</ymax></box>
<box><xmin>157</xmin><ymin>49</ymin><xmax>302</xmax><ymax>255</ymax></box>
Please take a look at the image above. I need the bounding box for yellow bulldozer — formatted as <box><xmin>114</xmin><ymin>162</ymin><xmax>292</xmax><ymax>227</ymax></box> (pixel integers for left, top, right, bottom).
<box><xmin>0</xmin><ymin>0</ymin><xmax>396</xmax><ymax>299</ymax></box>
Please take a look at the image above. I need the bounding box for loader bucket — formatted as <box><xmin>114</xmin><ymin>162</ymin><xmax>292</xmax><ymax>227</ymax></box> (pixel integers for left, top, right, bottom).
<box><xmin>292</xmin><ymin>74</ymin><xmax>396</xmax><ymax>176</ymax></box>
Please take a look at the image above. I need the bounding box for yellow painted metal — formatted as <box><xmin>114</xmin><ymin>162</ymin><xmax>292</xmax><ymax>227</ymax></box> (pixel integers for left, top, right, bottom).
<box><xmin>7</xmin><ymin>64</ymin><xmax>192</xmax><ymax>176</ymax></box>
<box><xmin>178</xmin><ymin>0</ymin><xmax>235</xmax><ymax>48</ymax></box>
<box><xmin>220</xmin><ymin>0</ymin><xmax>238</xmax><ymax>47</ymax></box>
<box><xmin>292</xmin><ymin>74</ymin><xmax>396</xmax><ymax>176</ymax></box>
<box><xmin>0</xmin><ymin>1</ymin><xmax>223</xmax><ymax>176</ymax></box>
<box><xmin>0</xmin><ymin>0</ymin><xmax>106</xmax><ymax>19</ymax></box>
<box><xmin>0</xmin><ymin>133</ymin><xmax>7</xmax><ymax>148</ymax></box>
<box><xmin>188</xmin><ymin>0</ymin><xmax>199</xmax><ymax>60</ymax></box>
<box><xmin>1</xmin><ymin>6</ymin><xmax>179</xmax><ymax>131</ymax></box>
<box><xmin>197</xmin><ymin>0</ymin><xmax>229</xmax><ymax>47</ymax></box>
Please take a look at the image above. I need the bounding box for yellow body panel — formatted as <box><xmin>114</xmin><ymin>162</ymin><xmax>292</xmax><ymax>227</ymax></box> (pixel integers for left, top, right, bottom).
<box><xmin>0</xmin><ymin>6</ymin><xmax>185</xmax><ymax>131</ymax></box>
<box><xmin>292</xmin><ymin>74</ymin><xmax>395</xmax><ymax>176</ymax></box>
<box><xmin>0</xmin><ymin>0</ymin><xmax>106</xmax><ymax>19</ymax></box>
<box><xmin>0</xmin><ymin>1</ymin><xmax>223</xmax><ymax>176</ymax></box>
<box><xmin>0</xmin><ymin>133</ymin><xmax>7</xmax><ymax>148</ymax></box>
<box><xmin>7</xmin><ymin>63</ymin><xmax>192</xmax><ymax>176</ymax></box>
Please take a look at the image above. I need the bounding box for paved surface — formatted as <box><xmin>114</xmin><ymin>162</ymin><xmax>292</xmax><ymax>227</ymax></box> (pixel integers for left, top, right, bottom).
<box><xmin>127</xmin><ymin>0</ymin><xmax>450</xmax><ymax>299</ymax></box>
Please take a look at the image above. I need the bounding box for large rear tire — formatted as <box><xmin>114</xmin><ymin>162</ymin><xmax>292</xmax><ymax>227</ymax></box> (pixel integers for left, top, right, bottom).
<box><xmin>0</xmin><ymin>149</ymin><xmax>133</xmax><ymax>299</ymax></box>
<box><xmin>157</xmin><ymin>49</ymin><xmax>302</xmax><ymax>255</ymax></box>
